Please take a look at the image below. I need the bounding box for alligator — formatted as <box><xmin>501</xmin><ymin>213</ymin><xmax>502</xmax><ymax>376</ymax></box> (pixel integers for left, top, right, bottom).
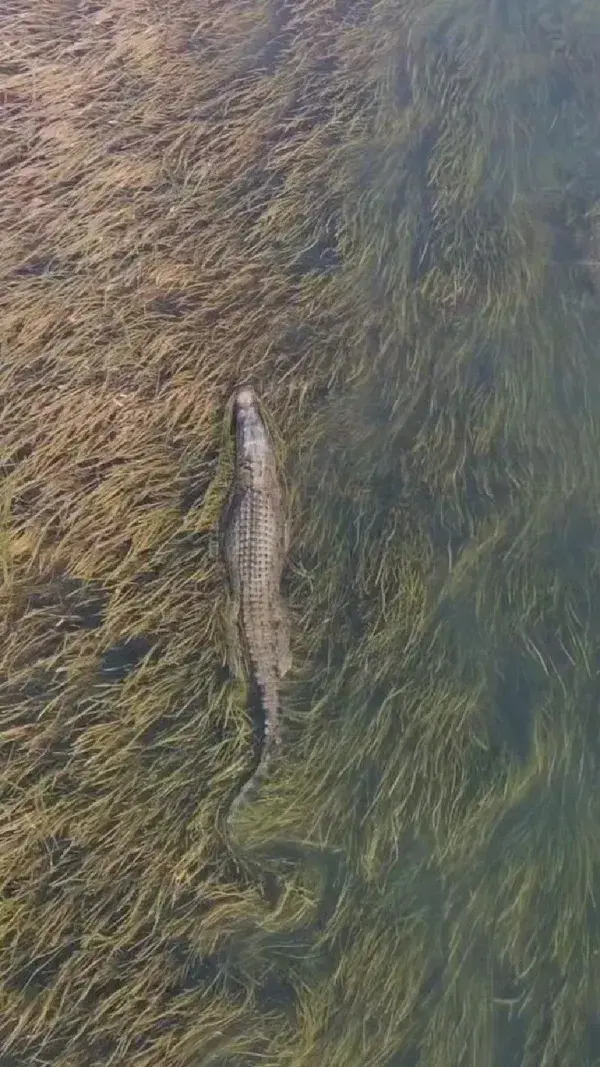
<box><xmin>220</xmin><ymin>384</ymin><xmax>291</xmax><ymax>820</ymax></box>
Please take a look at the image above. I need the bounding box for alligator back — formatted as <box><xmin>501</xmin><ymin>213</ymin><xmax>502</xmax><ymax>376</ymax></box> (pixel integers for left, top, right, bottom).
<box><xmin>221</xmin><ymin>386</ymin><xmax>290</xmax><ymax>815</ymax></box>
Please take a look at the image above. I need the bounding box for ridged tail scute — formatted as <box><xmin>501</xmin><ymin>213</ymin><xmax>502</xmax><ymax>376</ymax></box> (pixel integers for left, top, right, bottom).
<box><xmin>226</xmin><ymin>672</ymin><xmax>280</xmax><ymax>825</ymax></box>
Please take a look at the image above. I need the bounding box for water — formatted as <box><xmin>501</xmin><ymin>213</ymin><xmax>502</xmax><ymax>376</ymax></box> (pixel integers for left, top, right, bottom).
<box><xmin>3</xmin><ymin>0</ymin><xmax>600</xmax><ymax>1064</ymax></box>
<box><xmin>255</xmin><ymin>4</ymin><xmax>600</xmax><ymax>1064</ymax></box>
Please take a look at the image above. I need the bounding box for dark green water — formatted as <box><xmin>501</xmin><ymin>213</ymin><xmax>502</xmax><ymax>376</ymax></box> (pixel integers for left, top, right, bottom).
<box><xmin>235</xmin><ymin>4</ymin><xmax>600</xmax><ymax>1066</ymax></box>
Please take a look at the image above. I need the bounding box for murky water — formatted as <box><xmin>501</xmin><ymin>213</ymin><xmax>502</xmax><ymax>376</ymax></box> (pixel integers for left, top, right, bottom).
<box><xmin>3</xmin><ymin>1</ymin><xmax>600</xmax><ymax>1065</ymax></box>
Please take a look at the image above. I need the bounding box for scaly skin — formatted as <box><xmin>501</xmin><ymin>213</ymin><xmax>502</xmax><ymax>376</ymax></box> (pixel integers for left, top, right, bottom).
<box><xmin>221</xmin><ymin>385</ymin><xmax>290</xmax><ymax>815</ymax></box>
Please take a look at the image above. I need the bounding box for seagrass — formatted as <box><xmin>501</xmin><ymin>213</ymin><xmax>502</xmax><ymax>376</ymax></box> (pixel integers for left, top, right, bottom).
<box><xmin>2</xmin><ymin>0</ymin><xmax>600</xmax><ymax>1065</ymax></box>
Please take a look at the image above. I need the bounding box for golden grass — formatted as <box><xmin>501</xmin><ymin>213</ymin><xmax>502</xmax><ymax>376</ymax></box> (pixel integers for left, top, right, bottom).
<box><xmin>2</xmin><ymin>0</ymin><xmax>600</xmax><ymax>1063</ymax></box>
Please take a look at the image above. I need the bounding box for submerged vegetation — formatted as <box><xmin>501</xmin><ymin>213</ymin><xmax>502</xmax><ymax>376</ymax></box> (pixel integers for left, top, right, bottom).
<box><xmin>2</xmin><ymin>0</ymin><xmax>600</xmax><ymax>1063</ymax></box>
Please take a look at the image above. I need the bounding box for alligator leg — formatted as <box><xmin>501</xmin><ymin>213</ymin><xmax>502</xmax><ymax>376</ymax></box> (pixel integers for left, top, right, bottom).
<box><xmin>283</xmin><ymin>518</ymin><xmax>290</xmax><ymax>556</ymax></box>
<box><xmin>222</xmin><ymin>502</ymin><xmax>244</xmax><ymax>678</ymax></box>
<box><xmin>224</xmin><ymin>592</ymin><xmax>244</xmax><ymax>679</ymax></box>
<box><xmin>276</xmin><ymin>599</ymin><xmax>292</xmax><ymax>677</ymax></box>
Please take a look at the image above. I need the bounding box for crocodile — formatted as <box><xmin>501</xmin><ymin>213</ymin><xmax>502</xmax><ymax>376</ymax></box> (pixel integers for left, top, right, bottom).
<box><xmin>220</xmin><ymin>384</ymin><xmax>291</xmax><ymax>820</ymax></box>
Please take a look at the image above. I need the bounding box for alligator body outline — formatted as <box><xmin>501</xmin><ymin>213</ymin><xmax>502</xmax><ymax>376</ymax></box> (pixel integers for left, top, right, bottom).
<box><xmin>220</xmin><ymin>384</ymin><xmax>291</xmax><ymax>819</ymax></box>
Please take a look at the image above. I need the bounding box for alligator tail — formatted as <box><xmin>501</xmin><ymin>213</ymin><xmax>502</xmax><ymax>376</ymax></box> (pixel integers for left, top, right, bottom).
<box><xmin>227</xmin><ymin>733</ymin><xmax>281</xmax><ymax>825</ymax></box>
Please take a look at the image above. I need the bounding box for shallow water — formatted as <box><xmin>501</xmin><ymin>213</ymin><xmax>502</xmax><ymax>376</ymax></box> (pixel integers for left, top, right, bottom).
<box><xmin>3</xmin><ymin>0</ymin><xmax>600</xmax><ymax>1064</ymax></box>
<box><xmin>240</xmin><ymin>5</ymin><xmax>600</xmax><ymax>1064</ymax></box>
